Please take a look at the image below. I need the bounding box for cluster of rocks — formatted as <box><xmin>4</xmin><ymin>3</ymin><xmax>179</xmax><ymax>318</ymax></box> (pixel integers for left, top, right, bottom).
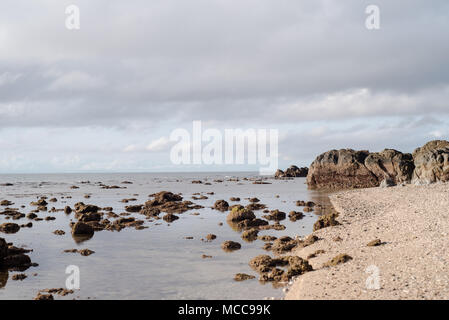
<box><xmin>0</xmin><ymin>237</ymin><xmax>36</xmax><ymax>271</ymax></box>
<box><xmin>275</xmin><ymin>165</ymin><xmax>309</xmax><ymax>179</ymax></box>
<box><xmin>248</xmin><ymin>254</ymin><xmax>313</xmax><ymax>283</ymax></box>
<box><xmin>306</xmin><ymin>140</ymin><xmax>449</xmax><ymax>189</ymax></box>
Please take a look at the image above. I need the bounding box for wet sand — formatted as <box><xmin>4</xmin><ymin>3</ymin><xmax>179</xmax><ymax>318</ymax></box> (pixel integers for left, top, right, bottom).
<box><xmin>286</xmin><ymin>183</ymin><xmax>449</xmax><ymax>300</ymax></box>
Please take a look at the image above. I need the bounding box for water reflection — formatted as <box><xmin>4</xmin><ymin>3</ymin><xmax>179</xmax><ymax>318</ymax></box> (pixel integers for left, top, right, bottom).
<box><xmin>0</xmin><ymin>270</ymin><xmax>8</xmax><ymax>288</ymax></box>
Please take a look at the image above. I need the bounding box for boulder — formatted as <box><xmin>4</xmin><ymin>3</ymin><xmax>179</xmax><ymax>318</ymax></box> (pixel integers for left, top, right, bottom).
<box><xmin>275</xmin><ymin>165</ymin><xmax>308</xmax><ymax>178</ymax></box>
<box><xmin>226</xmin><ymin>207</ymin><xmax>256</xmax><ymax>222</ymax></box>
<box><xmin>307</xmin><ymin>148</ymin><xmax>414</xmax><ymax>189</ymax></box>
<box><xmin>412</xmin><ymin>140</ymin><xmax>449</xmax><ymax>184</ymax></box>
<box><xmin>71</xmin><ymin>222</ymin><xmax>94</xmax><ymax>236</ymax></box>
<box><xmin>364</xmin><ymin>149</ymin><xmax>414</xmax><ymax>185</ymax></box>
<box><xmin>0</xmin><ymin>223</ymin><xmax>20</xmax><ymax>234</ymax></box>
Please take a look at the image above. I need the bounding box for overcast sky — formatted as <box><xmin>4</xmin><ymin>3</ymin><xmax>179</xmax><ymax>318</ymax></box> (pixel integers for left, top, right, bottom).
<box><xmin>1</xmin><ymin>0</ymin><xmax>448</xmax><ymax>173</ymax></box>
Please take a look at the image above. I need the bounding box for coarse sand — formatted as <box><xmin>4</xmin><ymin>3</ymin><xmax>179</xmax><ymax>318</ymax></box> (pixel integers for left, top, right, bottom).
<box><xmin>285</xmin><ymin>183</ymin><xmax>449</xmax><ymax>300</ymax></box>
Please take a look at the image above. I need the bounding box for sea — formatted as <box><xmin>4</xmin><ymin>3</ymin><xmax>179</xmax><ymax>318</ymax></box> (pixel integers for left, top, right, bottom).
<box><xmin>0</xmin><ymin>172</ymin><xmax>331</xmax><ymax>300</ymax></box>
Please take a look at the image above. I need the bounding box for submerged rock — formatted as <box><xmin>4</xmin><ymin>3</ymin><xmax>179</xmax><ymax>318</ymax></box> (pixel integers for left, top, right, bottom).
<box><xmin>213</xmin><ymin>200</ymin><xmax>229</xmax><ymax>212</ymax></box>
<box><xmin>234</xmin><ymin>273</ymin><xmax>256</xmax><ymax>281</ymax></box>
<box><xmin>227</xmin><ymin>207</ymin><xmax>256</xmax><ymax>222</ymax></box>
<box><xmin>0</xmin><ymin>223</ymin><xmax>20</xmax><ymax>234</ymax></box>
<box><xmin>221</xmin><ymin>241</ymin><xmax>241</xmax><ymax>252</ymax></box>
<box><xmin>71</xmin><ymin>222</ymin><xmax>94</xmax><ymax>236</ymax></box>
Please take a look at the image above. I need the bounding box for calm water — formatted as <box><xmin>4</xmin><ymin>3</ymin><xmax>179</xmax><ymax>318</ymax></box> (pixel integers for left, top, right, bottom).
<box><xmin>0</xmin><ymin>172</ymin><xmax>331</xmax><ymax>300</ymax></box>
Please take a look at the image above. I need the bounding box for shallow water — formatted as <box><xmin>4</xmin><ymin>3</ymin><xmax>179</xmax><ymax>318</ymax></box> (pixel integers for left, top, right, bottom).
<box><xmin>0</xmin><ymin>172</ymin><xmax>331</xmax><ymax>300</ymax></box>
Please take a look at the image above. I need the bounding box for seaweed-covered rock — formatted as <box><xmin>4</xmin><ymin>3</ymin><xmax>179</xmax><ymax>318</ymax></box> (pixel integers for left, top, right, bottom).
<box><xmin>313</xmin><ymin>213</ymin><xmax>340</xmax><ymax>231</ymax></box>
<box><xmin>227</xmin><ymin>207</ymin><xmax>256</xmax><ymax>222</ymax></box>
<box><xmin>262</xmin><ymin>210</ymin><xmax>286</xmax><ymax>221</ymax></box>
<box><xmin>241</xmin><ymin>229</ymin><xmax>259</xmax><ymax>241</ymax></box>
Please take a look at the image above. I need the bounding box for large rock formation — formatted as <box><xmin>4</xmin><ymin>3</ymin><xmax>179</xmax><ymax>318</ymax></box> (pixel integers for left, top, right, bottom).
<box><xmin>412</xmin><ymin>140</ymin><xmax>449</xmax><ymax>184</ymax></box>
<box><xmin>307</xmin><ymin>149</ymin><xmax>414</xmax><ymax>189</ymax></box>
<box><xmin>364</xmin><ymin>149</ymin><xmax>415</xmax><ymax>185</ymax></box>
<box><xmin>275</xmin><ymin>165</ymin><xmax>308</xmax><ymax>178</ymax></box>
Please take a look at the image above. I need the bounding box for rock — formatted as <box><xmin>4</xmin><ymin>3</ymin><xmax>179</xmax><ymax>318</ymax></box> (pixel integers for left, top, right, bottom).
<box><xmin>0</xmin><ymin>200</ymin><xmax>13</xmax><ymax>206</ymax></box>
<box><xmin>2</xmin><ymin>254</ymin><xmax>32</xmax><ymax>268</ymax></box>
<box><xmin>262</xmin><ymin>210</ymin><xmax>286</xmax><ymax>221</ymax></box>
<box><xmin>258</xmin><ymin>235</ymin><xmax>277</xmax><ymax>242</ymax></box>
<box><xmin>271</xmin><ymin>236</ymin><xmax>301</xmax><ymax>254</ymax></box>
<box><xmin>364</xmin><ymin>149</ymin><xmax>414</xmax><ymax>185</ymax></box>
<box><xmin>0</xmin><ymin>223</ymin><xmax>20</xmax><ymax>234</ymax></box>
<box><xmin>64</xmin><ymin>206</ymin><xmax>72</xmax><ymax>214</ymax></box>
<box><xmin>367</xmin><ymin>239</ymin><xmax>383</xmax><ymax>247</ymax></box>
<box><xmin>78</xmin><ymin>249</ymin><xmax>95</xmax><ymax>256</ymax></box>
<box><xmin>324</xmin><ymin>254</ymin><xmax>353</xmax><ymax>267</ymax></box>
<box><xmin>249</xmin><ymin>255</ymin><xmax>312</xmax><ymax>283</ymax></box>
<box><xmin>241</xmin><ymin>229</ymin><xmax>259</xmax><ymax>241</ymax></box>
<box><xmin>288</xmin><ymin>211</ymin><xmax>304</xmax><ymax>221</ymax></box>
<box><xmin>125</xmin><ymin>205</ymin><xmax>143</xmax><ymax>213</ymax></box>
<box><xmin>229</xmin><ymin>197</ymin><xmax>240</xmax><ymax>202</ymax></box>
<box><xmin>245</xmin><ymin>203</ymin><xmax>267</xmax><ymax>211</ymax></box>
<box><xmin>34</xmin><ymin>293</ymin><xmax>54</xmax><ymax>300</ymax></box>
<box><xmin>0</xmin><ymin>238</ymin><xmax>7</xmax><ymax>260</ymax></box>
<box><xmin>12</xmin><ymin>273</ymin><xmax>27</xmax><ymax>281</ymax></box>
<box><xmin>221</xmin><ymin>241</ymin><xmax>241</xmax><ymax>252</ymax></box>
<box><xmin>307</xmin><ymin>149</ymin><xmax>376</xmax><ymax>189</ymax></box>
<box><xmin>380</xmin><ymin>178</ymin><xmax>396</xmax><ymax>188</ymax></box>
<box><xmin>249</xmin><ymin>198</ymin><xmax>260</xmax><ymax>203</ymax></box>
<box><xmin>275</xmin><ymin>166</ymin><xmax>309</xmax><ymax>178</ymax></box>
<box><xmin>227</xmin><ymin>207</ymin><xmax>256</xmax><ymax>222</ymax></box>
<box><xmin>412</xmin><ymin>140</ymin><xmax>449</xmax><ymax>184</ymax></box>
<box><xmin>149</xmin><ymin>191</ymin><xmax>182</xmax><ymax>204</ymax></box>
<box><xmin>213</xmin><ymin>200</ymin><xmax>229</xmax><ymax>212</ymax></box>
<box><xmin>26</xmin><ymin>213</ymin><xmax>37</xmax><ymax>219</ymax></box>
<box><xmin>30</xmin><ymin>199</ymin><xmax>47</xmax><ymax>206</ymax></box>
<box><xmin>313</xmin><ymin>213</ymin><xmax>340</xmax><ymax>231</ymax></box>
<box><xmin>53</xmin><ymin>230</ymin><xmax>65</xmax><ymax>235</ymax></box>
<box><xmin>205</xmin><ymin>234</ymin><xmax>216</xmax><ymax>241</ymax></box>
<box><xmin>77</xmin><ymin>212</ymin><xmax>102</xmax><ymax>222</ymax></box>
<box><xmin>74</xmin><ymin>203</ymin><xmax>99</xmax><ymax>214</ymax></box>
<box><xmin>234</xmin><ymin>273</ymin><xmax>256</xmax><ymax>281</ymax></box>
<box><xmin>303</xmin><ymin>235</ymin><xmax>319</xmax><ymax>247</ymax></box>
<box><xmin>307</xmin><ymin>148</ymin><xmax>414</xmax><ymax>189</ymax></box>
<box><xmin>162</xmin><ymin>213</ymin><xmax>179</xmax><ymax>222</ymax></box>
<box><xmin>71</xmin><ymin>222</ymin><xmax>94</xmax><ymax>236</ymax></box>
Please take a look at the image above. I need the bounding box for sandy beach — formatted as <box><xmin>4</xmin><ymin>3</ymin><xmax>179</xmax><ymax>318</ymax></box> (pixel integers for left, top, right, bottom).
<box><xmin>286</xmin><ymin>183</ymin><xmax>449</xmax><ymax>300</ymax></box>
